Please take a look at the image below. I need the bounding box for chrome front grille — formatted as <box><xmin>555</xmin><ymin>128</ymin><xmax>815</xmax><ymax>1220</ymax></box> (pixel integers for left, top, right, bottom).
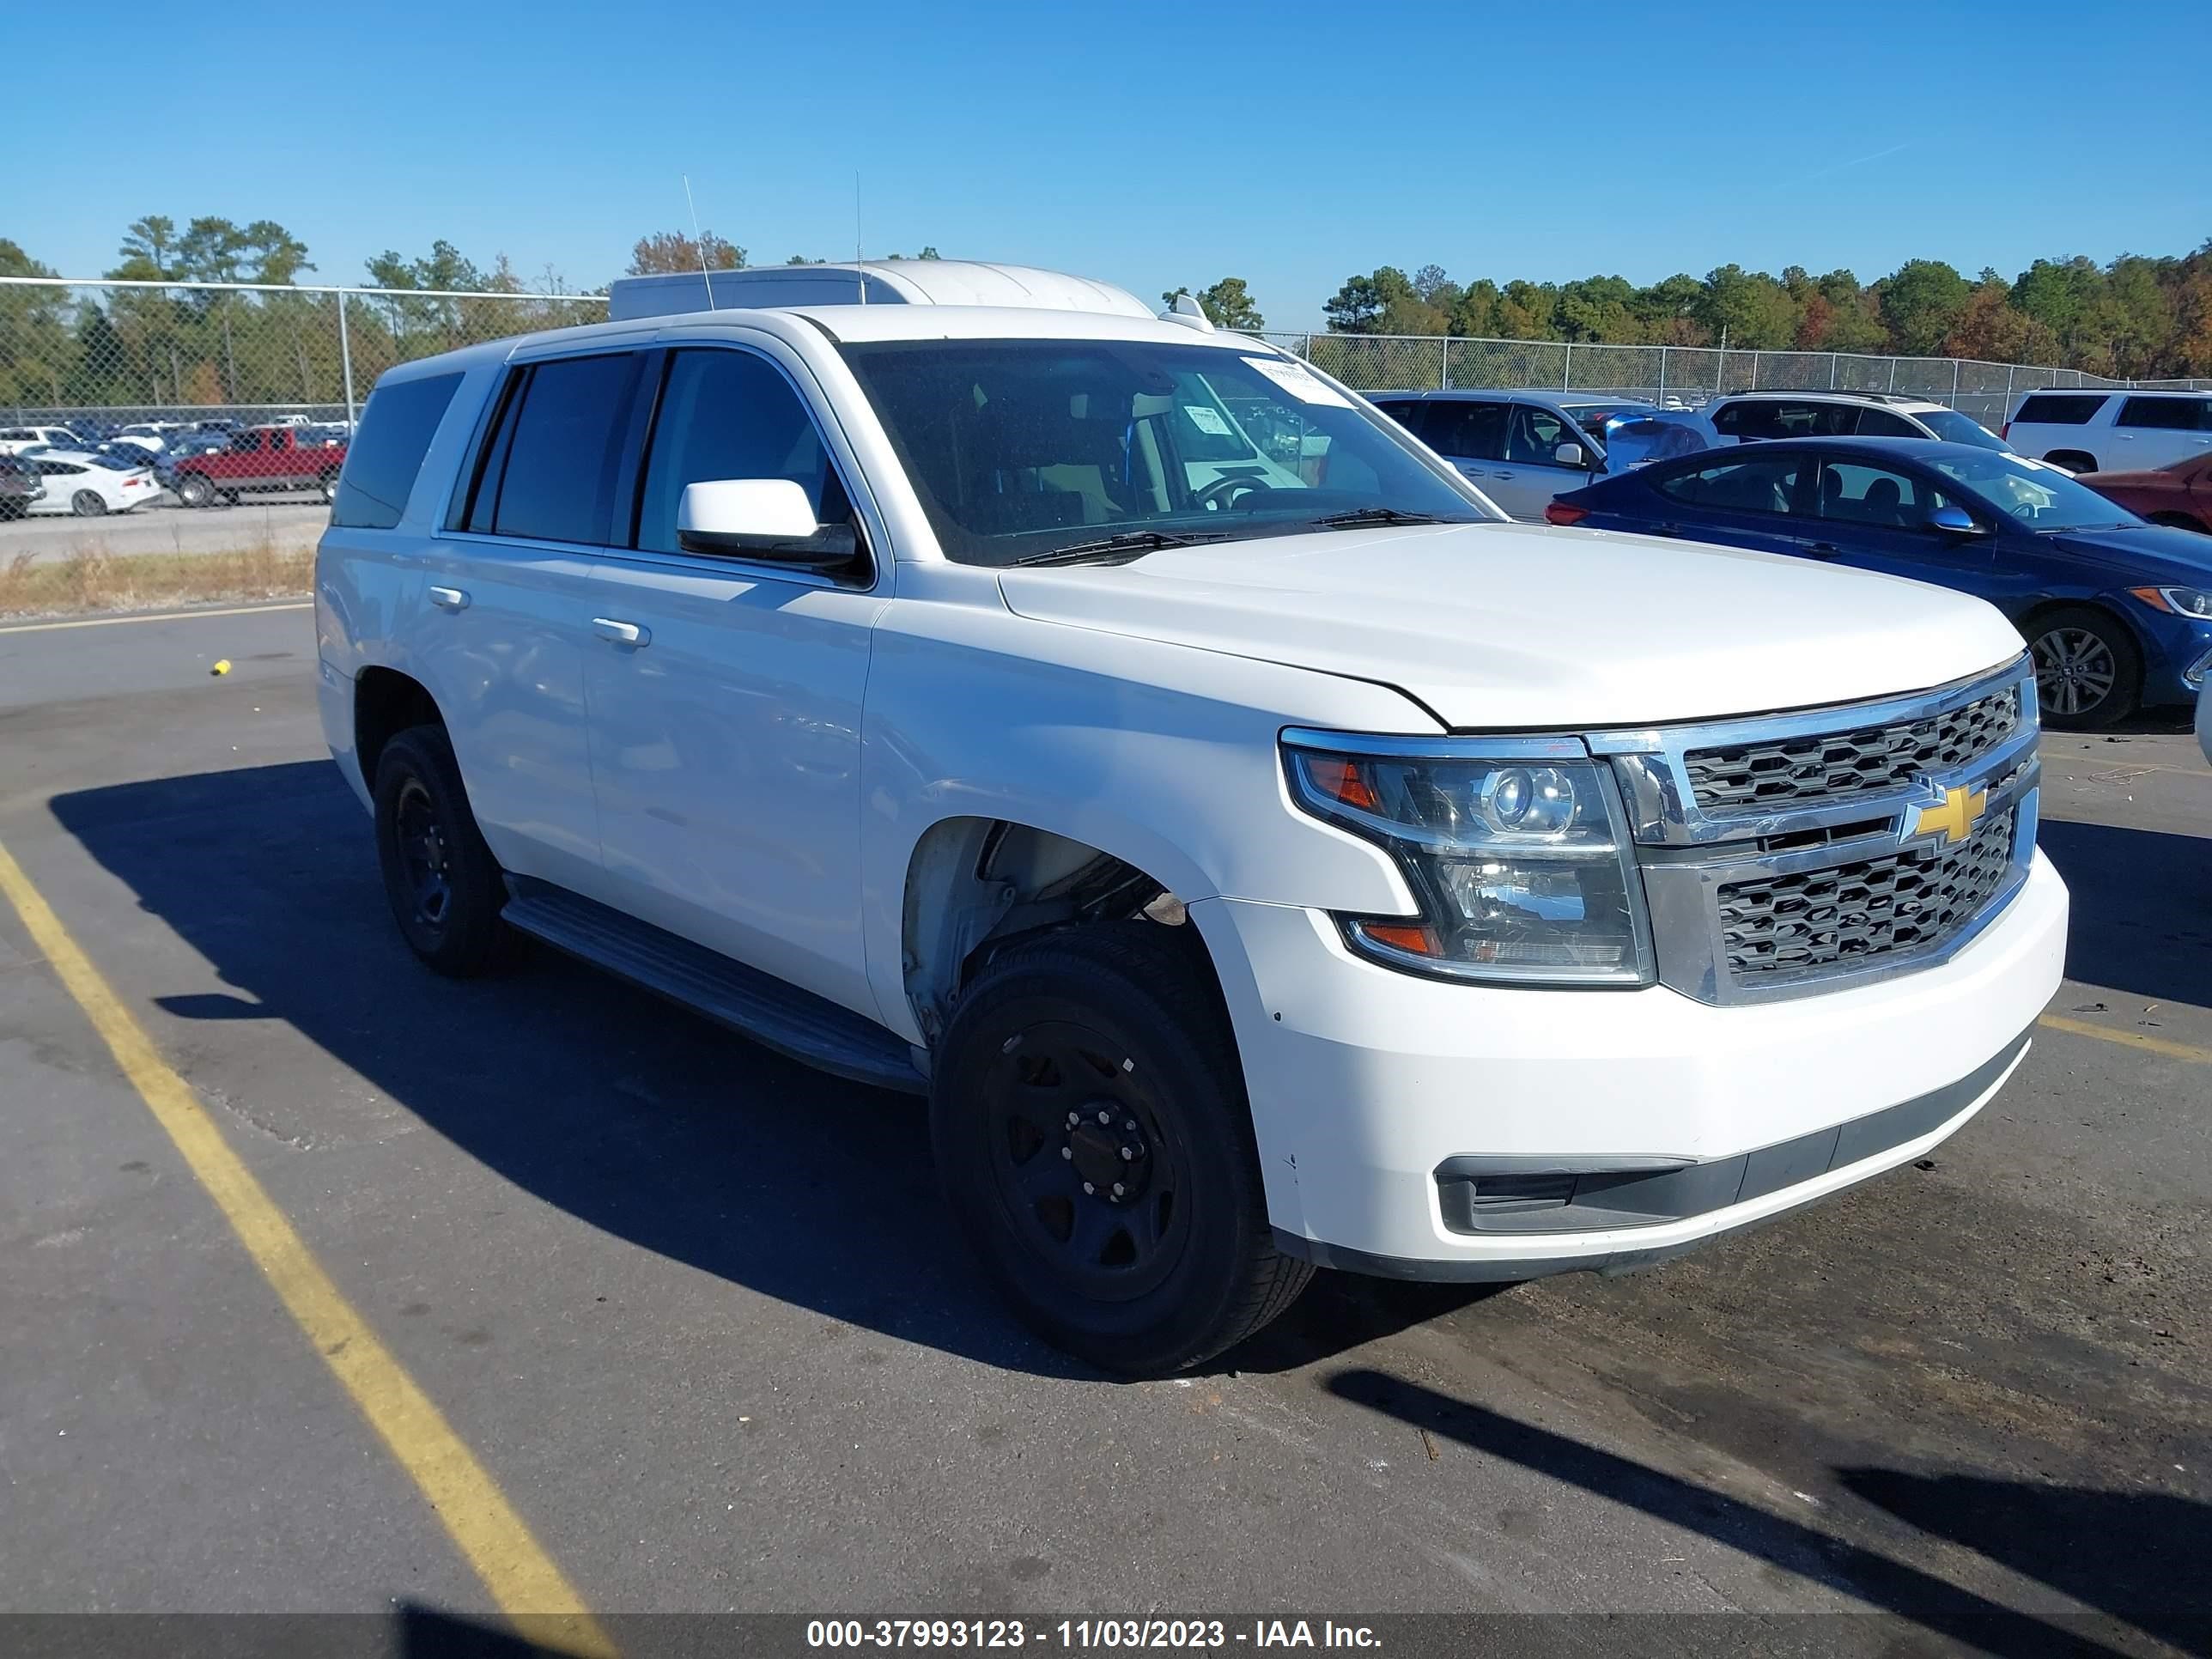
<box><xmin>1587</xmin><ymin>658</ymin><xmax>2041</xmax><ymax>1006</ymax></box>
<box><xmin>1684</xmin><ymin>685</ymin><xmax>2019</xmax><ymax>812</ymax></box>
<box><xmin>1718</xmin><ymin>806</ymin><xmax>2016</xmax><ymax>984</ymax></box>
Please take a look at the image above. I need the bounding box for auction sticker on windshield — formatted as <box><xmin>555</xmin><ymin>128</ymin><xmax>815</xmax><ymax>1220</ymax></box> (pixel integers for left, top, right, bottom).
<box><xmin>1183</xmin><ymin>404</ymin><xmax>1232</xmax><ymax>435</ymax></box>
<box><xmin>1242</xmin><ymin>357</ymin><xmax>1352</xmax><ymax>409</ymax></box>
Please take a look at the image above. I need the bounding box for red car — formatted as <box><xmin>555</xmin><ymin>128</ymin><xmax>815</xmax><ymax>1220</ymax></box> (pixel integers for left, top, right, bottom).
<box><xmin>171</xmin><ymin>424</ymin><xmax>348</xmax><ymax>508</ymax></box>
<box><xmin>2077</xmin><ymin>452</ymin><xmax>2212</xmax><ymax>534</ymax></box>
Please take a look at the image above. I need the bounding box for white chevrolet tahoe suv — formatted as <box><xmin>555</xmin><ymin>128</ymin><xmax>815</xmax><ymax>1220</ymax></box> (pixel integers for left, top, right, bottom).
<box><xmin>315</xmin><ymin>270</ymin><xmax>2069</xmax><ymax>1375</ymax></box>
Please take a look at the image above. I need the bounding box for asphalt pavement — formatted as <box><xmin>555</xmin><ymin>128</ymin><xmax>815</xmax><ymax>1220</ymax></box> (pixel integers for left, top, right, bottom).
<box><xmin>0</xmin><ymin>602</ymin><xmax>2206</xmax><ymax>1654</ymax></box>
<box><xmin>0</xmin><ymin>500</ymin><xmax>329</xmax><ymax>566</ymax></box>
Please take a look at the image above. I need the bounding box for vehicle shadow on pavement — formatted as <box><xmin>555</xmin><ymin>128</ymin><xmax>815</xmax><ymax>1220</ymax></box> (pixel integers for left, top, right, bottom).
<box><xmin>2035</xmin><ymin>817</ymin><xmax>2212</xmax><ymax>1009</ymax></box>
<box><xmin>48</xmin><ymin>759</ymin><xmax>1425</xmax><ymax>1381</ymax></box>
<box><xmin>1327</xmin><ymin>1368</ymin><xmax>2209</xmax><ymax>1657</ymax></box>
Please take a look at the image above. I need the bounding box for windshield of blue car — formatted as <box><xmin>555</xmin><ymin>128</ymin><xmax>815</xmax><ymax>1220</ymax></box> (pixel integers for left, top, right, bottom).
<box><xmin>1914</xmin><ymin>409</ymin><xmax>2008</xmax><ymax>451</ymax></box>
<box><xmin>838</xmin><ymin>338</ymin><xmax>1493</xmax><ymax>565</ymax></box>
<box><xmin>1929</xmin><ymin>452</ymin><xmax>2143</xmax><ymax>530</ymax></box>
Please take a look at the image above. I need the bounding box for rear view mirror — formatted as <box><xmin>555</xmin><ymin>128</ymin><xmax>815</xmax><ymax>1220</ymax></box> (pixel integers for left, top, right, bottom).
<box><xmin>1553</xmin><ymin>441</ymin><xmax>1588</xmax><ymax>469</ymax></box>
<box><xmin>1928</xmin><ymin>505</ymin><xmax>1982</xmax><ymax>535</ymax></box>
<box><xmin>677</xmin><ymin>479</ymin><xmax>858</xmax><ymax>566</ymax></box>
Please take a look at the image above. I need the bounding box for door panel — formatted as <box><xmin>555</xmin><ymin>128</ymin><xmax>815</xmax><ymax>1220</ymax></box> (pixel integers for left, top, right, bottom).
<box><xmin>1644</xmin><ymin>451</ymin><xmax>1820</xmax><ymax>558</ymax></box>
<box><xmin>582</xmin><ymin>344</ymin><xmax>880</xmax><ymax>1018</ymax></box>
<box><xmin>1494</xmin><ymin>403</ymin><xmax>1596</xmax><ymax>519</ymax></box>
<box><xmin>1808</xmin><ymin>457</ymin><xmax>2000</xmax><ymax>599</ymax></box>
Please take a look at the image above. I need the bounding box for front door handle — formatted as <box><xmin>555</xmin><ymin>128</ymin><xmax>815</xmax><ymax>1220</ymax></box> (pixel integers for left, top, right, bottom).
<box><xmin>592</xmin><ymin>617</ymin><xmax>650</xmax><ymax>647</ymax></box>
<box><xmin>428</xmin><ymin>585</ymin><xmax>470</xmax><ymax>611</ymax></box>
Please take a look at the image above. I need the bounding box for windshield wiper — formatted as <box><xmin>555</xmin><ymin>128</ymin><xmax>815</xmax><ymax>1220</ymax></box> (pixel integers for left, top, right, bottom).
<box><xmin>1307</xmin><ymin>507</ymin><xmax>1454</xmax><ymax>530</ymax></box>
<box><xmin>1005</xmin><ymin>529</ymin><xmax>1228</xmax><ymax>567</ymax></box>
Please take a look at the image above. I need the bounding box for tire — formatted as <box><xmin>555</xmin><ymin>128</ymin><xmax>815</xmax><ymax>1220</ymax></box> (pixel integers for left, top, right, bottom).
<box><xmin>71</xmin><ymin>489</ymin><xmax>107</xmax><ymax>517</ymax></box>
<box><xmin>372</xmin><ymin>724</ymin><xmax>516</xmax><ymax>976</ymax></box>
<box><xmin>930</xmin><ymin>921</ymin><xmax>1310</xmax><ymax>1376</ymax></box>
<box><xmin>318</xmin><ymin>467</ymin><xmax>340</xmax><ymax>505</ymax></box>
<box><xmin>2026</xmin><ymin>605</ymin><xmax>2142</xmax><ymax>730</ymax></box>
<box><xmin>2045</xmin><ymin>450</ymin><xmax>2098</xmax><ymax>476</ymax></box>
<box><xmin>176</xmin><ymin>472</ymin><xmax>216</xmax><ymax>508</ymax></box>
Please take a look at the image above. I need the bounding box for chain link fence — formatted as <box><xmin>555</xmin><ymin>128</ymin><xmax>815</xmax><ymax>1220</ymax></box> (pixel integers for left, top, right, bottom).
<box><xmin>3</xmin><ymin>276</ymin><xmax>2202</xmax><ymax>435</ymax></box>
<box><xmin>0</xmin><ymin>277</ymin><xmax>606</xmax><ymax>431</ymax></box>
<box><xmin>1244</xmin><ymin>332</ymin><xmax>2206</xmax><ymax>428</ymax></box>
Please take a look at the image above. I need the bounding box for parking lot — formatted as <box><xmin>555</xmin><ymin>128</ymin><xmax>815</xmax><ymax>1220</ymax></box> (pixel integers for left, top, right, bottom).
<box><xmin>1</xmin><ymin>602</ymin><xmax>2207</xmax><ymax>1651</ymax></box>
<box><xmin>0</xmin><ymin>500</ymin><xmax>329</xmax><ymax>567</ymax></box>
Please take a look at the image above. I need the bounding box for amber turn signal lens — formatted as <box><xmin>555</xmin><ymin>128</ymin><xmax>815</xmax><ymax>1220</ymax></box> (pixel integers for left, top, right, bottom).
<box><xmin>1310</xmin><ymin>757</ymin><xmax>1380</xmax><ymax>811</ymax></box>
<box><xmin>1355</xmin><ymin>921</ymin><xmax>1443</xmax><ymax>957</ymax></box>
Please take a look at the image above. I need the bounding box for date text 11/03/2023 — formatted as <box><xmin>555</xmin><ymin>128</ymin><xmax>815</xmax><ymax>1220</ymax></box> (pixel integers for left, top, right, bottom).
<box><xmin>805</xmin><ymin>1620</ymin><xmax>1382</xmax><ymax>1649</ymax></box>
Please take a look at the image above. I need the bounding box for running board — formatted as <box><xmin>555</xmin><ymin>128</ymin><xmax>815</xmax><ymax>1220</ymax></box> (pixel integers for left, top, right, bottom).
<box><xmin>501</xmin><ymin>885</ymin><xmax>928</xmax><ymax>1095</ymax></box>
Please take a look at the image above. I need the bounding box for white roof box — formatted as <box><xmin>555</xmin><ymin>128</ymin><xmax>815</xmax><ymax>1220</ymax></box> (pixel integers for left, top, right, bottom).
<box><xmin>607</xmin><ymin>260</ymin><xmax>1154</xmax><ymax>323</ymax></box>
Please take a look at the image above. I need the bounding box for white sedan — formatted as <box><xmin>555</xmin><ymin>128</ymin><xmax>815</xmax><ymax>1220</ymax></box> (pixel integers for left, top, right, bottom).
<box><xmin>22</xmin><ymin>449</ymin><xmax>161</xmax><ymax>516</ymax></box>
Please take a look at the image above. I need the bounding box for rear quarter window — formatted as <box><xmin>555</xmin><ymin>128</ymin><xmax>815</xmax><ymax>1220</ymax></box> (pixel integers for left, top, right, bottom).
<box><xmin>2115</xmin><ymin>397</ymin><xmax>2212</xmax><ymax>431</ymax></box>
<box><xmin>2011</xmin><ymin>394</ymin><xmax>2107</xmax><ymax>426</ymax></box>
<box><xmin>333</xmin><ymin>372</ymin><xmax>463</xmax><ymax>530</ymax></box>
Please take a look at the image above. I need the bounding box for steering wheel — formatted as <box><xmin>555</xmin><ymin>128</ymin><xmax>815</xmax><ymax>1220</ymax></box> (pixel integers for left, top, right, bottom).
<box><xmin>1195</xmin><ymin>473</ymin><xmax>1271</xmax><ymax>511</ymax></box>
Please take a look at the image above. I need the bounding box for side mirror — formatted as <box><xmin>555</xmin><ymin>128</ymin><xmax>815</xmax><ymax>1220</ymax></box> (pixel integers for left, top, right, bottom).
<box><xmin>1928</xmin><ymin>505</ymin><xmax>1983</xmax><ymax>535</ymax></box>
<box><xmin>1553</xmin><ymin>441</ymin><xmax>1588</xmax><ymax>469</ymax></box>
<box><xmin>677</xmin><ymin>478</ymin><xmax>858</xmax><ymax>566</ymax></box>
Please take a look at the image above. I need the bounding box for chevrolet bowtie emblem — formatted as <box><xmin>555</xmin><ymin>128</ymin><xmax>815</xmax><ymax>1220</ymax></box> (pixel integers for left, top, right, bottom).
<box><xmin>1911</xmin><ymin>783</ymin><xmax>1988</xmax><ymax>846</ymax></box>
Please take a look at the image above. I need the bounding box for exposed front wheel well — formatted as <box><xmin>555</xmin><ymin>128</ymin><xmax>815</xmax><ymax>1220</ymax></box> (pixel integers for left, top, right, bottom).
<box><xmin>353</xmin><ymin>667</ymin><xmax>443</xmax><ymax>791</ymax></box>
<box><xmin>900</xmin><ymin>817</ymin><xmax>1207</xmax><ymax>1048</ymax></box>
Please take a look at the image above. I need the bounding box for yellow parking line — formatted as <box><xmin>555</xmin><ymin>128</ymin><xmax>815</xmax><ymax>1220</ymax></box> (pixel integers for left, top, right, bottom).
<box><xmin>0</xmin><ymin>838</ymin><xmax>613</xmax><ymax>1656</ymax></box>
<box><xmin>0</xmin><ymin>601</ymin><xmax>311</xmax><ymax>636</ymax></box>
<box><xmin>2038</xmin><ymin>1012</ymin><xmax>2212</xmax><ymax>1065</ymax></box>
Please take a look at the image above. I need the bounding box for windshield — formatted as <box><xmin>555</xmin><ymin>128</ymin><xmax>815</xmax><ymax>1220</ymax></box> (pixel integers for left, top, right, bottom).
<box><xmin>1929</xmin><ymin>451</ymin><xmax>2145</xmax><ymax>530</ymax></box>
<box><xmin>1914</xmin><ymin>409</ymin><xmax>2008</xmax><ymax>451</ymax></box>
<box><xmin>837</xmin><ymin>339</ymin><xmax>1492</xmax><ymax>565</ymax></box>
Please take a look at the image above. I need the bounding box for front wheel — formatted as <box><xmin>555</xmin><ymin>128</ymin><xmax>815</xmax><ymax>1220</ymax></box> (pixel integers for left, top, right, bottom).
<box><xmin>2027</xmin><ymin>605</ymin><xmax>2141</xmax><ymax>730</ymax></box>
<box><xmin>176</xmin><ymin>472</ymin><xmax>216</xmax><ymax>508</ymax></box>
<box><xmin>318</xmin><ymin>468</ymin><xmax>340</xmax><ymax>505</ymax></box>
<box><xmin>373</xmin><ymin>725</ymin><xmax>517</xmax><ymax>976</ymax></box>
<box><xmin>71</xmin><ymin>489</ymin><xmax>107</xmax><ymax>517</ymax></box>
<box><xmin>931</xmin><ymin>921</ymin><xmax>1310</xmax><ymax>1376</ymax></box>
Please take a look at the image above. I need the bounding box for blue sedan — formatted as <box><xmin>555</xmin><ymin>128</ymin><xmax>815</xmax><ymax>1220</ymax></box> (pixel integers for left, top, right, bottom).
<box><xmin>1550</xmin><ymin>436</ymin><xmax>2212</xmax><ymax>728</ymax></box>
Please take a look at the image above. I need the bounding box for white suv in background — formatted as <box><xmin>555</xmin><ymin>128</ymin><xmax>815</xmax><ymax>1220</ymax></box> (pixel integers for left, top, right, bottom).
<box><xmin>2002</xmin><ymin>390</ymin><xmax>2212</xmax><ymax>476</ymax></box>
<box><xmin>1701</xmin><ymin>392</ymin><xmax>2010</xmax><ymax>451</ymax></box>
<box><xmin>314</xmin><ymin>266</ymin><xmax>2068</xmax><ymax>1374</ymax></box>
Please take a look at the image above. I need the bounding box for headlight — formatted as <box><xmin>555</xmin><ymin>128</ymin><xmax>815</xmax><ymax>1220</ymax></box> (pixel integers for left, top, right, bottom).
<box><xmin>1283</xmin><ymin>732</ymin><xmax>1651</xmax><ymax>987</ymax></box>
<box><xmin>2130</xmin><ymin>586</ymin><xmax>2212</xmax><ymax>619</ymax></box>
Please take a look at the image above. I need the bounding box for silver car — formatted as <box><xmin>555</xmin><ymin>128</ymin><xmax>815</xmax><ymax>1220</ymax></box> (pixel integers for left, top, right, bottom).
<box><xmin>1370</xmin><ymin>390</ymin><xmax>1650</xmax><ymax>520</ymax></box>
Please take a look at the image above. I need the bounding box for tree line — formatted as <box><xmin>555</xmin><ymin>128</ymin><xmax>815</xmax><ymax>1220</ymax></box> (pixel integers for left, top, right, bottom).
<box><xmin>1283</xmin><ymin>244</ymin><xmax>2212</xmax><ymax>378</ymax></box>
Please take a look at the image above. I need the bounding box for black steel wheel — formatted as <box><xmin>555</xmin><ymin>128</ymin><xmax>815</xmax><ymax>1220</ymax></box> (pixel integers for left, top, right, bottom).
<box><xmin>932</xmin><ymin>921</ymin><xmax>1310</xmax><ymax>1376</ymax></box>
<box><xmin>372</xmin><ymin>724</ymin><xmax>515</xmax><ymax>975</ymax></box>
<box><xmin>2027</xmin><ymin>605</ymin><xmax>2141</xmax><ymax>730</ymax></box>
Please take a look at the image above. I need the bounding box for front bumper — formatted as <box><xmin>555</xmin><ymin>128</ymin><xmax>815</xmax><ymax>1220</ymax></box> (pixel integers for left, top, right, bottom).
<box><xmin>1189</xmin><ymin>848</ymin><xmax>2067</xmax><ymax>1276</ymax></box>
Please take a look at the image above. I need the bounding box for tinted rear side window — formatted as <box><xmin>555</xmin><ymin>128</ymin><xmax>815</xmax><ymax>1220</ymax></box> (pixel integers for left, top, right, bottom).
<box><xmin>2012</xmin><ymin>394</ymin><xmax>2106</xmax><ymax>425</ymax></box>
<box><xmin>1656</xmin><ymin>453</ymin><xmax>1809</xmax><ymax>515</ymax></box>
<box><xmin>483</xmin><ymin>354</ymin><xmax>641</xmax><ymax>544</ymax></box>
<box><xmin>2115</xmin><ymin>397</ymin><xmax>2210</xmax><ymax>430</ymax></box>
<box><xmin>1424</xmin><ymin>400</ymin><xmax>1508</xmax><ymax>460</ymax></box>
<box><xmin>333</xmin><ymin>374</ymin><xmax>461</xmax><ymax>529</ymax></box>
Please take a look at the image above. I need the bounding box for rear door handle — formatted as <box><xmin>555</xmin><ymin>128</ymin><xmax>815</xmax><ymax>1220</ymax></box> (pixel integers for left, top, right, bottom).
<box><xmin>592</xmin><ymin>617</ymin><xmax>649</xmax><ymax>647</ymax></box>
<box><xmin>428</xmin><ymin>585</ymin><xmax>470</xmax><ymax>611</ymax></box>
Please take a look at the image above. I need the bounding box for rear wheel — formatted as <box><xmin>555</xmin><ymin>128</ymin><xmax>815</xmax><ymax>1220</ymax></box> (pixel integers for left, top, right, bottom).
<box><xmin>930</xmin><ymin>921</ymin><xmax>1310</xmax><ymax>1376</ymax></box>
<box><xmin>71</xmin><ymin>489</ymin><xmax>106</xmax><ymax>517</ymax></box>
<box><xmin>373</xmin><ymin>724</ymin><xmax>516</xmax><ymax>976</ymax></box>
<box><xmin>175</xmin><ymin>472</ymin><xmax>216</xmax><ymax>508</ymax></box>
<box><xmin>318</xmin><ymin>467</ymin><xmax>340</xmax><ymax>505</ymax></box>
<box><xmin>2027</xmin><ymin>605</ymin><xmax>2141</xmax><ymax>730</ymax></box>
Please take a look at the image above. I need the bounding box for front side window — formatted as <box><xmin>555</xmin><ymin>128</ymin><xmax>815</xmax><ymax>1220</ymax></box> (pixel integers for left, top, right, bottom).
<box><xmin>1854</xmin><ymin>409</ymin><xmax>1922</xmax><ymax>438</ymax></box>
<box><xmin>1656</xmin><ymin>453</ymin><xmax>1810</xmax><ymax>516</ymax></box>
<box><xmin>1504</xmin><ymin>404</ymin><xmax>1574</xmax><ymax>465</ymax></box>
<box><xmin>837</xmin><ymin>340</ymin><xmax>1486</xmax><ymax>565</ymax></box>
<box><xmin>1819</xmin><ymin>461</ymin><xmax>1949</xmax><ymax>527</ymax></box>
<box><xmin>1913</xmin><ymin>409</ymin><xmax>2008</xmax><ymax>451</ymax></box>
<box><xmin>2116</xmin><ymin>397</ymin><xmax>2207</xmax><ymax>431</ymax></box>
<box><xmin>635</xmin><ymin>349</ymin><xmax>849</xmax><ymax>556</ymax></box>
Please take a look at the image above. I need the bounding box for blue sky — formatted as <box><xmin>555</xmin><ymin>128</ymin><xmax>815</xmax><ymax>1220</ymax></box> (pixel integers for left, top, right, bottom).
<box><xmin>12</xmin><ymin>2</ymin><xmax>2209</xmax><ymax>327</ymax></box>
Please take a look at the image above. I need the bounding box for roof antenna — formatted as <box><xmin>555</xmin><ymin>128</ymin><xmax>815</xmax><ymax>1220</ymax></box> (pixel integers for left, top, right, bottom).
<box><xmin>683</xmin><ymin>173</ymin><xmax>716</xmax><ymax>309</ymax></box>
<box><xmin>854</xmin><ymin>172</ymin><xmax>866</xmax><ymax>306</ymax></box>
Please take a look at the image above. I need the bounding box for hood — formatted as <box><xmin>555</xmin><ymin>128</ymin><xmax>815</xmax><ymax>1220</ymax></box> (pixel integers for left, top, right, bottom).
<box><xmin>997</xmin><ymin>521</ymin><xmax>2027</xmax><ymax>729</ymax></box>
<box><xmin>2043</xmin><ymin>523</ymin><xmax>2212</xmax><ymax>585</ymax></box>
